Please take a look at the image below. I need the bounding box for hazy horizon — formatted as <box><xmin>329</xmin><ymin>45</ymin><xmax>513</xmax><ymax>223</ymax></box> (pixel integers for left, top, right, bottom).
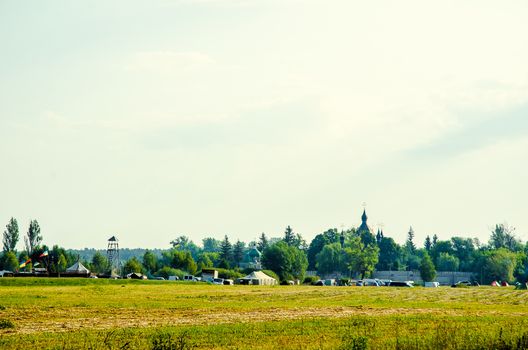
<box><xmin>1</xmin><ymin>1</ymin><xmax>527</xmax><ymax>250</ymax></box>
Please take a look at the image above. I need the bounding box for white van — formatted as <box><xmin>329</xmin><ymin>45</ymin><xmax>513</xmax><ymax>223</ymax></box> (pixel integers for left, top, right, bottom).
<box><xmin>425</xmin><ymin>281</ymin><xmax>440</xmax><ymax>288</ymax></box>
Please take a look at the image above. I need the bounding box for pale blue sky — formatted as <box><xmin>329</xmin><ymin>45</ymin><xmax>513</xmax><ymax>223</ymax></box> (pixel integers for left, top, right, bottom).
<box><xmin>1</xmin><ymin>0</ymin><xmax>527</xmax><ymax>249</ymax></box>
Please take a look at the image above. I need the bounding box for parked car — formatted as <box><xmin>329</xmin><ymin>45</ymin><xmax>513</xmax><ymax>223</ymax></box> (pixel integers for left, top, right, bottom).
<box><xmin>213</xmin><ymin>278</ymin><xmax>224</xmax><ymax>285</ymax></box>
<box><xmin>424</xmin><ymin>282</ymin><xmax>440</xmax><ymax>288</ymax></box>
<box><xmin>183</xmin><ymin>275</ymin><xmax>200</xmax><ymax>282</ymax></box>
<box><xmin>168</xmin><ymin>276</ymin><xmax>179</xmax><ymax>281</ymax></box>
<box><xmin>153</xmin><ymin>277</ymin><xmax>165</xmax><ymax>280</ymax></box>
<box><xmin>388</xmin><ymin>281</ymin><xmax>414</xmax><ymax>287</ymax></box>
<box><xmin>363</xmin><ymin>279</ymin><xmax>381</xmax><ymax>287</ymax></box>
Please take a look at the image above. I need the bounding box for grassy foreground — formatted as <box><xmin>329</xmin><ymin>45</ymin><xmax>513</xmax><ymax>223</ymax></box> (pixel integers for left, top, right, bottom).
<box><xmin>0</xmin><ymin>278</ymin><xmax>527</xmax><ymax>349</ymax></box>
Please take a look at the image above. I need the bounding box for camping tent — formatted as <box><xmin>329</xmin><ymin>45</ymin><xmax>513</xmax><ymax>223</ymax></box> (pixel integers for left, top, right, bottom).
<box><xmin>237</xmin><ymin>271</ymin><xmax>277</xmax><ymax>285</ymax></box>
<box><xmin>65</xmin><ymin>261</ymin><xmax>90</xmax><ymax>276</ymax></box>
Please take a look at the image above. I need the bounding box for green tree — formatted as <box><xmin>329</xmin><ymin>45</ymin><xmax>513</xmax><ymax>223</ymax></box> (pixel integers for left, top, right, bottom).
<box><xmin>57</xmin><ymin>253</ymin><xmax>67</xmax><ymax>272</ymax></box>
<box><xmin>490</xmin><ymin>224</ymin><xmax>521</xmax><ymax>251</ymax></box>
<box><xmin>142</xmin><ymin>250</ymin><xmax>158</xmax><ymax>274</ymax></box>
<box><xmin>91</xmin><ymin>251</ymin><xmax>110</xmax><ymax>274</ymax></box>
<box><xmin>376</xmin><ymin>237</ymin><xmax>401</xmax><ymax>271</ymax></box>
<box><xmin>257</xmin><ymin>233</ymin><xmax>269</xmax><ymax>252</ymax></box>
<box><xmin>170</xmin><ymin>236</ymin><xmax>200</xmax><ymax>259</ymax></box>
<box><xmin>419</xmin><ymin>253</ymin><xmax>436</xmax><ymax>282</ymax></box>
<box><xmin>233</xmin><ymin>240</ymin><xmax>245</xmax><ymax>268</ymax></box>
<box><xmin>197</xmin><ymin>253</ymin><xmax>214</xmax><ymax>271</ymax></box>
<box><xmin>24</xmin><ymin>220</ymin><xmax>42</xmax><ymax>255</ymax></box>
<box><xmin>480</xmin><ymin>248</ymin><xmax>517</xmax><ymax>283</ymax></box>
<box><xmin>123</xmin><ymin>257</ymin><xmax>144</xmax><ymax>275</ymax></box>
<box><xmin>283</xmin><ymin>226</ymin><xmax>295</xmax><ymax>246</ymax></box>
<box><xmin>424</xmin><ymin>235</ymin><xmax>432</xmax><ymax>252</ymax></box>
<box><xmin>436</xmin><ymin>252</ymin><xmax>459</xmax><ymax>271</ymax></box>
<box><xmin>307</xmin><ymin>229</ymin><xmax>340</xmax><ymax>270</ymax></box>
<box><xmin>430</xmin><ymin>240</ymin><xmax>454</xmax><ymax>265</ymax></box>
<box><xmin>451</xmin><ymin>237</ymin><xmax>475</xmax><ymax>271</ymax></box>
<box><xmin>262</xmin><ymin>241</ymin><xmax>308</xmax><ymax>281</ymax></box>
<box><xmin>405</xmin><ymin>226</ymin><xmax>416</xmax><ymax>253</ymax></box>
<box><xmin>202</xmin><ymin>237</ymin><xmax>220</xmax><ymax>253</ymax></box>
<box><xmin>343</xmin><ymin>236</ymin><xmax>379</xmax><ymax>279</ymax></box>
<box><xmin>3</xmin><ymin>217</ymin><xmax>19</xmax><ymax>253</ymax></box>
<box><xmin>219</xmin><ymin>235</ymin><xmax>233</xmax><ymax>266</ymax></box>
<box><xmin>3</xmin><ymin>251</ymin><xmax>19</xmax><ymax>271</ymax></box>
<box><xmin>316</xmin><ymin>243</ymin><xmax>345</xmax><ymax>275</ymax></box>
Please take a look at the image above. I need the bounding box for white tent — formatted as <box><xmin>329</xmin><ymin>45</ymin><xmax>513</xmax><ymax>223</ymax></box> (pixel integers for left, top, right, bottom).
<box><xmin>238</xmin><ymin>270</ymin><xmax>277</xmax><ymax>285</ymax></box>
<box><xmin>65</xmin><ymin>261</ymin><xmax>90</xmax><ymax>275</ymax></box>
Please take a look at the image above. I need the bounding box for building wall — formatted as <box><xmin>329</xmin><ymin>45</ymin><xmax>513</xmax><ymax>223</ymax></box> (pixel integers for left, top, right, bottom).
<box><xmin>373</xmin><ymin>270</ymin><xmax>474</xmax><ymax>285</ymax></box>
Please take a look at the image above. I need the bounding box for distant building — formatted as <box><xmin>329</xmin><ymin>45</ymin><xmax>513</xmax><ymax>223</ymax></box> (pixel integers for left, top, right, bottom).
<box><xmin>202</xmin><ymin>268</ymin><xmax>218</xmax><ymax>282</ymax></box>
<box><xmin>357</xmin><ymin>209</ymin><xmax>371</xmax><ymax>234</ymax></box>
<box><xmin>239</xmin><ymin>246</ymin><xmax>262</xmax><ymax>270</ymax></box>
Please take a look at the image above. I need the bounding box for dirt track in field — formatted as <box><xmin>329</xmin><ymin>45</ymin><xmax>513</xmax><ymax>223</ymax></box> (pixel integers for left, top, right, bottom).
<box><xmin>3</xmin><ymin>305</ymin><xmax>525</xmax><ymax>335</ymax></box>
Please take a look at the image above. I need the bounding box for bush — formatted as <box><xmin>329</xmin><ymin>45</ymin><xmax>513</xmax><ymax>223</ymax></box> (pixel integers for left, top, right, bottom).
<box><xmin>154</xmin><ymin>267</ymin><xmax>185</xmax><ymax>280</ymax></box>
<box><xmin>0</xmin><ymin>319</ymin><xmax>15</xmax><ymax>329</ymax></box>
<box><xmin>303</xmin><ymin>276</ymin><xmax>319</xmax><ymax>285</ymax></box>
<box><xmin>215</xmin><ymin>268</ymin><xmax>243</xmax><ymax>280</ymax></box>
<box><xmin>339</xmin><ymin>278</ymin><xmax>350</xmax><ymax>286</ymax></box>
<box><xmin>151</xmin><ymin>330</ymin><xmax>194</xmax><ymax>350</ymax></box>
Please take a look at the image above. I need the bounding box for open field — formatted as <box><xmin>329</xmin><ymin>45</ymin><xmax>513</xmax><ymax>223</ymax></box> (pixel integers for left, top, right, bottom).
<box><xmin>0</xmin><ymin>279</ymin><xmax>527</xmax><ymax>349</ymax></box>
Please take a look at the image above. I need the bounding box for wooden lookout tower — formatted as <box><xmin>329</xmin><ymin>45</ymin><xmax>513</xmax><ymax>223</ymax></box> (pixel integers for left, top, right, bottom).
<box><xmin>107</xmin><ymin>236</ymin><xmax>121</xmax><ymax>277</ymax></box>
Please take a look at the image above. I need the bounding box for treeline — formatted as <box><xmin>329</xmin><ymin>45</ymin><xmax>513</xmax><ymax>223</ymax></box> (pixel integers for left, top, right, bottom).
<box><xmin>1</xmin><ymin>216</ymin><xmax>527</xmax><ymax>284</ymax></box>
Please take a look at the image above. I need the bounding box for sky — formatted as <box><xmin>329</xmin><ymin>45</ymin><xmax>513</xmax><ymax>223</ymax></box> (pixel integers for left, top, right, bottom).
<box><xmin>1</xmin><ymin>0</ymin><xmax>528</xmax><ymax>250</ymax></box>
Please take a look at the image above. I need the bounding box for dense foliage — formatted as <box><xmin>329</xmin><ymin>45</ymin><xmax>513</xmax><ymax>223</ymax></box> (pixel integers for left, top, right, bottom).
<box><xmin>1</xmin><ymin>216</ymin><xmax>527</xmax><ymax>284</ymax></box>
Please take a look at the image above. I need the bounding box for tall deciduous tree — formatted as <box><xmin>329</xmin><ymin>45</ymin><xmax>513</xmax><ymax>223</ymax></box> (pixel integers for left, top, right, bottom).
<box><xmin>123</xmin><ymin>257</ymin><xmax>144</xmax><ymax>275</ymax></box>
<box><xmin>307</xmin><ymin>229</ymin><xmax>340</xmax><ymax>270</ymax></box>
<box><xmin>3</xmin><ymin>217</ymin><xmax>19</xmax><ymax>253</ymax></box>
<box><xmin>436</xmin><ymin>252</ymin><xmax>459</xmax><ymax>271</ymax></box>
<box><xmin>316</xmin><ymin>243</ymin><xmax>345</xmax><ymax>275</ymax></box>
<box><xmin>202</xmin><ymin>237</ymin><xmax>220</xmax><ymax>253</ymax></box>
<box><xmin>376</xmin><ymin>237</ymin><xmax>401</xmax><ymax>271</ymax></box>
<box><xmin>91</xmin><ymin>251</ymin><xmax>110</xmax><ymax>274</ymax></box>
<box><xmin>262</xmin><ymin>241</ymin><xmax>308</xmax><ymax>282</ymax></box>
<box><xmin>343</xmin><ymin>236</ymin><xmax>379</xmax><ymax>279</ymax></box>
<box><xmin>142</xmin><ymin>250</ymin><xmax>158</xmax><ymax>273</ymax></box>
<box><xmin>24</xmin><ymin>220</ymin><xmax>42</xmax><ymax>255</ymax></box>
<box><xmin>490</xmin><ymin>224</ymin><xmax>521</xmax><ymax>251</ymax></box>
<box><xmin>3</xmin><ymin>251</ymin><xmax>18</xmax><ymax>271</ymax></box>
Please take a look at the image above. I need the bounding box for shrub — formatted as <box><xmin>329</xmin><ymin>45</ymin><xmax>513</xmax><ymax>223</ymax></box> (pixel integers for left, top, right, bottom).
<box><xmin>154</xmin><ymin>267</ymin><xmax>185</xmax><ymax>280</ymax></box>
<box><xmin>340</xmin><ymin>335</ymin><xmax>368</xmax><ymax>350</ymax></box>
<box><xmin>0</xmin><ymin>319</ymin><xmax>15</xmax><ymax>329</ymax></box>
<box><xmin>151</xmin><ymin>330</ymin><xmax>194</xmax><ymax>350</ymax></box>
<box><xmin>215</xmin><ymin>268</ymin><xmax>243</xmax><ymax>280</ymax></box>
<box><xmin>303</xmin><ymin>276</ymin><xmax>319</xmax><ymax>285</ymax></box>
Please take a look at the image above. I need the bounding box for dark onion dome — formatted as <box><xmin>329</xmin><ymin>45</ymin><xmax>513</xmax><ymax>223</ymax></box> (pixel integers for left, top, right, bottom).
<box><xmin>357</xmin><ymin>209</ymin><xmax>371</xmax><ymax>233</ymax></box>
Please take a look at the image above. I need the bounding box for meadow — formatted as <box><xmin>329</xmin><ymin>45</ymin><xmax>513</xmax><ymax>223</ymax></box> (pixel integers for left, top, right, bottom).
<box><xmin>0</xmin><ymin>278</ymin><xmax>527</xmax><ymax>349</ymax></box>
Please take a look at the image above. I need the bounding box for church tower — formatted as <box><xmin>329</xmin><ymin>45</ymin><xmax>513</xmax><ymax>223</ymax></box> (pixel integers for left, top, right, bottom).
<box><xmin>357</xmin><ymin>209</ymin><xmax>371</xmax><ymax>233</ymax></box>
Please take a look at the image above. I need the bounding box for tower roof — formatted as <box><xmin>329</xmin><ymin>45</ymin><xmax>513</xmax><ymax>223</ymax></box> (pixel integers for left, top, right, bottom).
<box><xmin>108</xmin><ymin>236</ymin><xmax>118</xmax><ymax>242</ymax></box>
<box><xmin>357</xmin><ymin>209</ymin><xmax>371</xmax><ymax>233</ymax></box>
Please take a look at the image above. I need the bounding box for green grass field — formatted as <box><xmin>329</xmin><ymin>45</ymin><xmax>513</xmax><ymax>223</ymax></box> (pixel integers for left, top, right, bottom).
<box><xmin>0</xmin><ymin>278</ymin><xmax>527</xmax><ymax>349</ymax></box>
